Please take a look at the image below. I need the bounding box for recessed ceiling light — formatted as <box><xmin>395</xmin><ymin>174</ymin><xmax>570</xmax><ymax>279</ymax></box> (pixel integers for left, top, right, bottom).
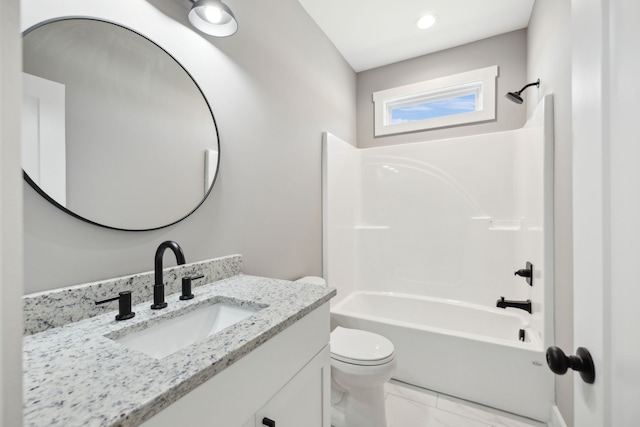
<box><xmin>416</xmin><ymin>14</ymin><xmax>437</xmax><ymax>30</ymax></box>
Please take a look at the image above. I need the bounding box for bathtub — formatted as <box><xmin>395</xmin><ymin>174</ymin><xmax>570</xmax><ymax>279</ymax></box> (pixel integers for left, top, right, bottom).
<box><xmin>331</xmin><ymin>291</ymin><xmax>554</xmax><ymax>421</ymax></box>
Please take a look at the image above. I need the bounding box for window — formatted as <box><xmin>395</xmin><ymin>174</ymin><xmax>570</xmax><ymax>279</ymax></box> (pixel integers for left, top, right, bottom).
<box><xmin>373</xmin><ymin>66</ymin><xmax>498</xmax><ymax>136</ymax></box>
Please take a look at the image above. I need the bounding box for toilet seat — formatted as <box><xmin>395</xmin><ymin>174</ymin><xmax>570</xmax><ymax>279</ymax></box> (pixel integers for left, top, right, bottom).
<box><xmin>330</xmin><ymin>326</ymin><xmax>395</xmax><ymax>366</ymax></box>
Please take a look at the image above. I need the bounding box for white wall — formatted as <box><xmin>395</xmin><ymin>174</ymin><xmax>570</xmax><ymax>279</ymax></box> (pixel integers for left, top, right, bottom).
<box><xmin>526</xmin><ymin>0</ymin><xmax>574</xmax><ymax>424</ymax></box>
<box><xmin>322</xmin><ymin>133</ymin><xmax>359</xmax><ymax>305</ymax></box>
<box><xmin>22</xmin><ymin>0</ymin><xmax>356</xmax><ymax>293</ymax></box>
<box><xmin>0</xmin><ymin>0</ymin><xmax>24</xmax><ymax>423</ymax></box>
<box><xmin>356</xmin><ymin>30</ymin><xmax>528</xmax><ymax>148</ymax></box>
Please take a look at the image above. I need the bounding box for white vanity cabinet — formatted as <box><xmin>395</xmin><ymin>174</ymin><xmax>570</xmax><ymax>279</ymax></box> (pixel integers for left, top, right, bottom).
<box><xmin>141</xmin><ymin>303</ymin><xmax>331</xmax><ymax>427</ymax></box>
<box><xmin>253</xmin><ymin>345</ymin><xmax>329</xmax><ymax>427</ymax></box>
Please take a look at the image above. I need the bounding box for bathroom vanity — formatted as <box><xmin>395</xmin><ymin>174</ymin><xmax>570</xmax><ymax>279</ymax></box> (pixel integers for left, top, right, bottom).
<box><xmin>141</xmin><ymin>304</ymin><xmax>330</xmax><ymax>427</ymax></box>
<box><xmin>22</xmin><ymin>256</ymin><xmax>335</xmax><ymax>427</ymax></box>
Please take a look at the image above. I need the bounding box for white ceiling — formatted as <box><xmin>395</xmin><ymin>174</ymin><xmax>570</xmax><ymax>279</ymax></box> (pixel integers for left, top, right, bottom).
<box><xmin>297</xmin><ymin>0</ymin><xmax>535</xmax><ymax>72</ymax></box>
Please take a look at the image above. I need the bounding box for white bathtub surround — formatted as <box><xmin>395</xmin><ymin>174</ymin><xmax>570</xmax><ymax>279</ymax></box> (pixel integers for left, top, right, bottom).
<box><xmin>23</xmin><ymin>274</ymin><xmax>336</xmax><ymax>427</ymax></box>
<box><xmin>323</xmin><ymin>95</ymin><xmax>555</xmax><ymax>420</ymax></box>
<box><xmin>23</xmin><ymin>254</ymin><xmax>242</xmax><ymax>335</ymax></box>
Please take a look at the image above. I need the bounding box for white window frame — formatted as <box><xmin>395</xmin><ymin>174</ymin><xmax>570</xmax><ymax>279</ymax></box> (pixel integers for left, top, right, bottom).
<box><xmin>373</xmin><ymin>65</ymin><xmax>498</xmax><ymax>136</ymax></box>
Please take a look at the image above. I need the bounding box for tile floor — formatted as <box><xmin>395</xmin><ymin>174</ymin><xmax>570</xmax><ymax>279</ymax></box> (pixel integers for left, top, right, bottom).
<box><xmin>384</xmin><ymin>380</ymin><xmax>548</xmax><ymax>427</ymax></box>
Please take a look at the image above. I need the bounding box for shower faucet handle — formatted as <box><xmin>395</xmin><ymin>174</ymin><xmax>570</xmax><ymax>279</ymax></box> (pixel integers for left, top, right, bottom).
<box><xmin>514</xmin><ymin>261</ymin><xmax>533</xmax><ymax>286</ymax></box>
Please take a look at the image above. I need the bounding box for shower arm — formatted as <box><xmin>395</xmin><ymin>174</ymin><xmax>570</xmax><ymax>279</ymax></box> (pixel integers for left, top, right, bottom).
<box><xmin>515</xmin><ymin>79</ymin><xmax>540</xmax><ymax>95</ymax></box>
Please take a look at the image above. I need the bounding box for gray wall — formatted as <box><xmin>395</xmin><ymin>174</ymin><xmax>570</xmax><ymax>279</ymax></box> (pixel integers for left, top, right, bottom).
<box><xmin>24</xmin><ymin>0</ymin><xmax>356</xmax><ymax>293</ymax></box>
<box><xmin>527</xmin><ymin>0</ymin><xmax>574</xmax><ymax>425</ymax></box>
<box><xmin>356</xmin><ymin>30</ymin><xmax>527</xmax><ymax>148</ymax></box>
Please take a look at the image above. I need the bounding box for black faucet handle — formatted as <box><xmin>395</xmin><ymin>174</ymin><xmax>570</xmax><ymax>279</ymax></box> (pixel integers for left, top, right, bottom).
<box><xmin>514</xmin><ymin>261</ymin><xmax>534</xmax><ymax>286</ymax></box>
<box><xmin>180</xmin><ymin>275</ymin><xmax>205</xmax><ymax>300</ymax></box>
<box><xmin>96</xmin><ymin>291</ymin><xmax>136</xmax><ymax>321</ymax></box>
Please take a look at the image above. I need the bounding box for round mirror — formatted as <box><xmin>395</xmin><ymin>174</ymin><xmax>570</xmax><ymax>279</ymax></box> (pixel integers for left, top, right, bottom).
<box><xmin>22</xmin><ymin>18</ymin><xmax>219</xmax><ymax>231</ymax></box>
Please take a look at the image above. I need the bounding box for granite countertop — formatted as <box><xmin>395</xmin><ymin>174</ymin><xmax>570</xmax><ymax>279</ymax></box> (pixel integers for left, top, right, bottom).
<box><xmin>23</xmin><ymin>275</ymin><xmax>336</xmax><ymax>427</ymax></box>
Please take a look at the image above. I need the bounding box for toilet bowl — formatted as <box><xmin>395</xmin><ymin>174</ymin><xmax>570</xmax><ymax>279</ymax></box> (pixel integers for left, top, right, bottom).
<box><xmin>330</xmin><ymin>326</ymin><xmax>396</xmax><ymax>427</ymax></box>
<box><xmin>294</xmin><ymin>277</ymin><xmax>396</xmax><ymax>427</ymax></box>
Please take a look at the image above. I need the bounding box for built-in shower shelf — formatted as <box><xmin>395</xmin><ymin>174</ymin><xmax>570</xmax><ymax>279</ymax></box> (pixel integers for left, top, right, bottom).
<box><xmin>354</xmin><ymin>225</ymin><xmax>390</xmax><ymax>230</ymax></box>
<box><xmin>489</xmin><ymin>219</ymin><xmax>522</xmax><ymax>231</ymax></box>
<box><xmin>469</xmin><ymin>217</ymin><xmax>523</xmax><ymax>231</ymax></box>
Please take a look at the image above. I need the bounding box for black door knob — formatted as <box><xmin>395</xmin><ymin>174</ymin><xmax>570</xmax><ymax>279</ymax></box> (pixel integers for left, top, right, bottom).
<box><xmin>546</xmin><ymin>346</ymin><xmax>595</xmax><ymax>384</ymax></box>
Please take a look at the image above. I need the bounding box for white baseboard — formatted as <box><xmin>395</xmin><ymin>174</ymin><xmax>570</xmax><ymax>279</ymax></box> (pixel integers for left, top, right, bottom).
<box><xmin>548</xmin><ymin>406</ymin><xmax>568</xmax><ymax>427</ymax></box>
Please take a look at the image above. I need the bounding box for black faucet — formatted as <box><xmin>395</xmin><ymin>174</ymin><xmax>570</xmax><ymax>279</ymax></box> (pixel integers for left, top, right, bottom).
<box><xmin>496</xmin><ymin>296</ymin><xmax>532</xmax><ymax>314</ymax></box>
<box><xmin>151</xmin><ymin>241</ymin><xmax>186</xmax><ymax>309</ymax></box>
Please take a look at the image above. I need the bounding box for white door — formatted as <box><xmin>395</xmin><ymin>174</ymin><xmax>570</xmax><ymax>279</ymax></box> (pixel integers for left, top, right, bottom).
<box><xmin>572</xmin><ymin>0</ymin><xmax>640</xmax><ymax>425</ymax></box>
<box><xmin>21</xmin><ymin>72</ymin><xmax>67</xmax><ymax>205</ymax></box>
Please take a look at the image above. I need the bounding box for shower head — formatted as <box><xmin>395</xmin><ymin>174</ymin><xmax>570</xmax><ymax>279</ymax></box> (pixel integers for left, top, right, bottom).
<box><xmin>505</xmin><ymin>91</ymin><xmax>524</xmax><ymax>104</ymax></box>
<box><xmin>505</xmin><ymin>79</ymin><xmax>540</xmax><ymax>104</ymax></box>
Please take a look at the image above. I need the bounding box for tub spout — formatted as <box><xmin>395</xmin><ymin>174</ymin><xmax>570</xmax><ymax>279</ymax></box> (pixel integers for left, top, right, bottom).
<box><xmin>496</xmin><ymin>296</ymin><xmax>532</xmax><ymax>314</ymax></box>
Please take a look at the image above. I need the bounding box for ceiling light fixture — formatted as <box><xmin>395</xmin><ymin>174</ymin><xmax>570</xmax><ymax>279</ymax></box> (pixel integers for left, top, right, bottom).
<box><xmin>416</xmin><ymin>14</ymin><xmax>437</xmax><ymax>30</ymax></box>
<box><xmin>188</xmin><ymin>0</ymin><xmax>238</xmax><ymax>37</ymax></box>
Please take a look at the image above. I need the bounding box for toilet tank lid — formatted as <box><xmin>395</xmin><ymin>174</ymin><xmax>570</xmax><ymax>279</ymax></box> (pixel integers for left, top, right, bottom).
<box><xmin>330</xmin><ymin>326</ymin><xmax>394</xmax><ymax>362</ymax></box>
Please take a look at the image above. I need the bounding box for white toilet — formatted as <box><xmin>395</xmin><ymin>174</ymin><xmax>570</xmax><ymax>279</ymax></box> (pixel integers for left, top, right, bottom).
<box><xmin>296</xmin><ymin>277</ymin><xmax>396</xmax><ymax>427</ymax></box>
<box><xmin>330</xmin><ymin>326</ymin><xmax>396</xmax><ymax>427</ymax></box>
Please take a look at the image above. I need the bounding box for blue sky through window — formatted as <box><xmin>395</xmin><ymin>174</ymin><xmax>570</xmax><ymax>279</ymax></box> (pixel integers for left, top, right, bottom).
<box><xmin>390</xmin><ymin>93</ymin><xmax>476</xmax><ymax>124</ymax></box>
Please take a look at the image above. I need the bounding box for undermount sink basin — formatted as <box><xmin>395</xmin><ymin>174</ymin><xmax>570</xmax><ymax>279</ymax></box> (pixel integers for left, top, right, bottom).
<box><xmin>112</xmin><ymin>301</ymin><xmax>261</xmax><ymax>359</ymax></box>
